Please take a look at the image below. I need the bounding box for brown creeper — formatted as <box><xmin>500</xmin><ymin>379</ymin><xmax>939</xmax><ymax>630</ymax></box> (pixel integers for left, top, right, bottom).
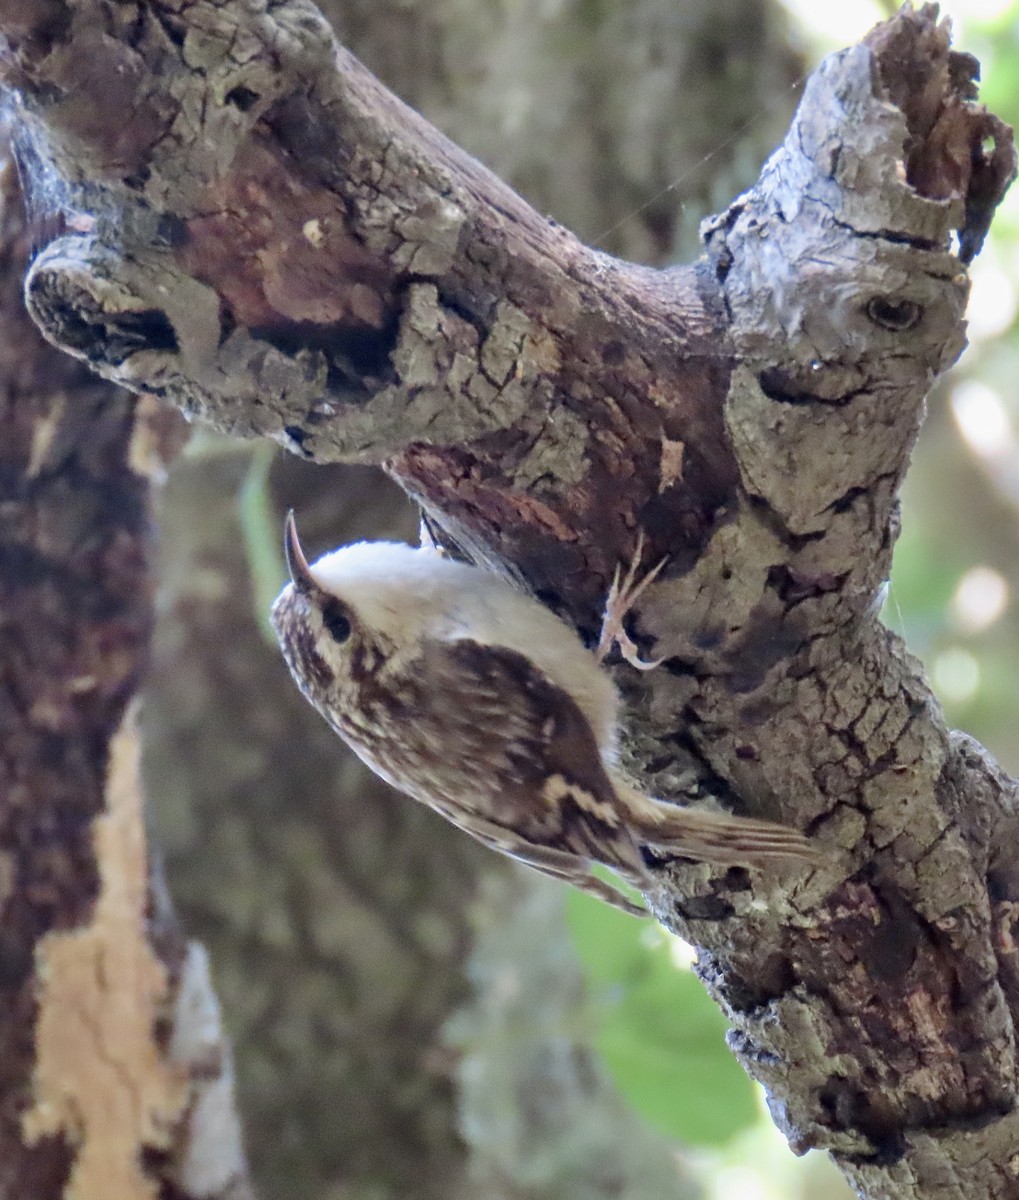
<box><xmin>271</xmin><ymin>515</ymin><xmax>815</xmax><ymax>916</ymax></box>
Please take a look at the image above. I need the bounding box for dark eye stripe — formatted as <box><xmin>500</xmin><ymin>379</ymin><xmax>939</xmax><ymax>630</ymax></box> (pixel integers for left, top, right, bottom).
<box><xmin>322</xmin><ymin>598</ymin><xmax>352</xmax><ymax>644</ymax></box>
<box><xmin>284</xmin><ymin>621</ymin><xmax>334</xmax><ymax>691</ymax></box>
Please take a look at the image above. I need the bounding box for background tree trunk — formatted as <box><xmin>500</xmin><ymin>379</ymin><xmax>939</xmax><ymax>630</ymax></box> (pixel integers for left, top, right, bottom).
<box><xmin>0</xmin><ymin>140</ymin><xmax>253</xmax><ymax>1199</ymax></box>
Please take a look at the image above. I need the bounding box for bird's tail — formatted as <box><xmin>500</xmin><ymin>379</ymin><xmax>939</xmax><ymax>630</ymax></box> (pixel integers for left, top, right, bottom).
<box><xmin>614</xmin><ymin>781</ymin><xmax>817</xmax><ymax>867</ymax></box>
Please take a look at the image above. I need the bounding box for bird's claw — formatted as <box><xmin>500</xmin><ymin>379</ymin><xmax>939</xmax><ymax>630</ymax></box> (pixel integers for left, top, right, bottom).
<box><xmin>596</xmin><ymin>530</ymin><xmax>668</xmax><ymax>670</ymax></box>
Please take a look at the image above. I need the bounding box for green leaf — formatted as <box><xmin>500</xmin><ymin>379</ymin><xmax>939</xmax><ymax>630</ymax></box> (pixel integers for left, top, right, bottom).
<box><xmin>565</xmin><ymin>872</ymin><xmax>651</xmax><ymax>985</ymax></box>
<box><xmin>237</xmin><ymin>443</ymin><xmax>286</xmax><ymax>646</ymax></box>
<box><xmin>566</xmin><ymin>887</ymin><xmax>758</xmax><ymax>1146</ymax></box>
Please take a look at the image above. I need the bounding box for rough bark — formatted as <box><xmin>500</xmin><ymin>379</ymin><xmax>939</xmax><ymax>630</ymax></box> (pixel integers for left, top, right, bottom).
<box><xmin>1</xmin><ymin>2</ymin><xmax>1017</xmax><ymax>1199</ymax></box>
<box><xmin>0</xmin><ymin>139</ymin><xmax>253</xmax><ymax>1199</ymax></box>
<box><xmin>138</xmin><ymin>0</ymin><xmax>789</xmax><ymax>1191</ymax></box>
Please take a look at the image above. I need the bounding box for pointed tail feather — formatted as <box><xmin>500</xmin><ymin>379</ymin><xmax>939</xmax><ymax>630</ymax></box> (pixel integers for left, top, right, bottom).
<box><xmin>614</xmin><ymin>782</ymin><xmax>817</xmax><ymax>867</ymax></box>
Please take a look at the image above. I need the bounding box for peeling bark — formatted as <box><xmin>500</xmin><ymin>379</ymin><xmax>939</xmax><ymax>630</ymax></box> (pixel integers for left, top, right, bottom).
<box><xmin>1</xmin><ymin>1</ymin><xmax>1017</xmax><ymax>1197</ymax></box>
<box><xmin>23</xmin><ymin>712</ymin><xmax>189</xmax><ymax>1200</ymax></box>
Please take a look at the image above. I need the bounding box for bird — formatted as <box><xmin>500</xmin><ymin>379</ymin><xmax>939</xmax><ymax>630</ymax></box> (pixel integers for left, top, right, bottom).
<box><xmin>271</xmin><ymin>513</ymin><xmax>816</xmax><ymax>916</ymax></box>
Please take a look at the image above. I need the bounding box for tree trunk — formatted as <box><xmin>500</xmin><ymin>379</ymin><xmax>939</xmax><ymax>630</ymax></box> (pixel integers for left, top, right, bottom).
<box><xmin>0</xmin><ymin>136</ymin><xmax>253</xmax><ymax>1199</ymax></box>
<box><xmin>1</xmin><ymin>2</ymin><xmax>1017</xmax><ymax>1198</ymax></box>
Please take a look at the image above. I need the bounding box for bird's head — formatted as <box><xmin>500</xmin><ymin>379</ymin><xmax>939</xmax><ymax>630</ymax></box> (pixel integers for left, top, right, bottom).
<box><xmin>270</xmin><ymin>513</ymin><xmax>386</xmax><ymax>717</ymax></box>
<box><xmin>271</xmin><ymin>514</ymin><xmax>462</xmax><ymax>715</ymax></box>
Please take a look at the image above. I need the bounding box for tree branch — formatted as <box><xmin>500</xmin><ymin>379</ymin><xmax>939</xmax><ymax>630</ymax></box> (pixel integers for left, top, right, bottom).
<box><xmin>2</xmin><ymin>1</ymin><xmax>1017</xmax><ymax>1196</ymax></box>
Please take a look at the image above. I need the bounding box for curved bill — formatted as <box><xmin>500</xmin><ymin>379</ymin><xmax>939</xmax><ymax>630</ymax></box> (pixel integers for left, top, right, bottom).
<box><xmin>284</xmin><ymin>510</ymin><xmax>317</xmax><ymax>593</ymax></box>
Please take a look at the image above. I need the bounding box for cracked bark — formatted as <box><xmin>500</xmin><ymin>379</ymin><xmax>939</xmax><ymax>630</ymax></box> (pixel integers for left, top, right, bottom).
<box><xmin>319</xmin><ymin>0</ymin><xmax>800</xmax><ymax>264</ymax></box>
<box><xmin>2</xmin><ymin>1</ymin><xmax>788</xmax><ymax>1196</ymax></box>
<box><xmin>139</xmin><ymin>0</ymin><xmax>779</xmax><ymax>1194</ymax></box>
<box><xmin>1</xmin><ymin>2</ymin><xmax>1017</xmax><ymax>1198</ymax></box>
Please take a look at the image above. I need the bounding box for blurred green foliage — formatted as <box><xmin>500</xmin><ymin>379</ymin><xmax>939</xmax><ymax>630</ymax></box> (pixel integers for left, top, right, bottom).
<box><xmin>565</xmin><ymin>889</ymin><xmax>758</xmax><ymax>1146</ymax></box>
<box><xmin>238</xmin><ymin>441</ymin><xmax>288</xmax><ymax>646</ymax></box>
<box><xmin>886</xmin><ymin>0</ymin><xmax>1019</xmax><ymax>771</ymax></box>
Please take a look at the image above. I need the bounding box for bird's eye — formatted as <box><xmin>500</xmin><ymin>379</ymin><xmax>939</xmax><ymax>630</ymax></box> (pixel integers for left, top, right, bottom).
<box><xmin>322</xmin><ymin>599</ymin><xmax>352</xmax><ymax>644</ymax></box>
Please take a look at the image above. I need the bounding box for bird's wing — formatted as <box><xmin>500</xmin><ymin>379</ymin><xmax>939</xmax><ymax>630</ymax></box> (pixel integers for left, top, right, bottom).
<box><xmin>415</xmin><ymin>637</ymin><xmax>646</xmax><ymax>877</ymax></box>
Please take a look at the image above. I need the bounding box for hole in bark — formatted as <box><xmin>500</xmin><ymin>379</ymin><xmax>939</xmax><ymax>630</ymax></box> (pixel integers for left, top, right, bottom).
<box><xmin>866</xmin><ymin>295</ymin><xmax>922</xmax><ymax>331</ymax></box>
<box><xmin>254</xmin><ymin>317</ymin><xmax>399</xmax><ymax>381</ymax></box>
<box><xmin>49</xmin><ymin>305</ymin><xmax>178</xmax><ymax>366</ymax></box>
<box><xmin>673</xmin><ymin>893</ymin><xmax>736</xmax><ymax>921</ymax></box>
<box><xmin>101</xmin><ymin>310</ymin><xmax>179</xmax><ymax>363</ymax></box>
<box><xmin>717</xmin><ymin>954</ymin><xmax>795</xmax><ymax>1011</ymax></box>
<box><xmin>819</xmin><ymin>1081</ymin><xmax>907</xmax><ymax>1161</ymax></box>
<box><xmin>757</xmin><ymin>366</ymin><xmax>820</xmax><ymax>405</ymax></box>
<box><xmin>225</xmin><ymin>85</ymin><xmax>260</xmax><ymax>112</ymax></box>
<box><xmin>155</xmin><ymin>214</ymin><xmax>188</xmax><ymax>248</ymax></box>
<box><xmin>27</xmin><ymin>259</ymin><xmax>182</xmax><ymax>365</ymax></box>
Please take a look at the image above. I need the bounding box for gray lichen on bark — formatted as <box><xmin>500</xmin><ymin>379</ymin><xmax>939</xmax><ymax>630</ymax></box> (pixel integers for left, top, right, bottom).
<box><xmin>2</xmin><ymin>1</ymin><xmax>1018</xmax><ymax>1197</ymax></box>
